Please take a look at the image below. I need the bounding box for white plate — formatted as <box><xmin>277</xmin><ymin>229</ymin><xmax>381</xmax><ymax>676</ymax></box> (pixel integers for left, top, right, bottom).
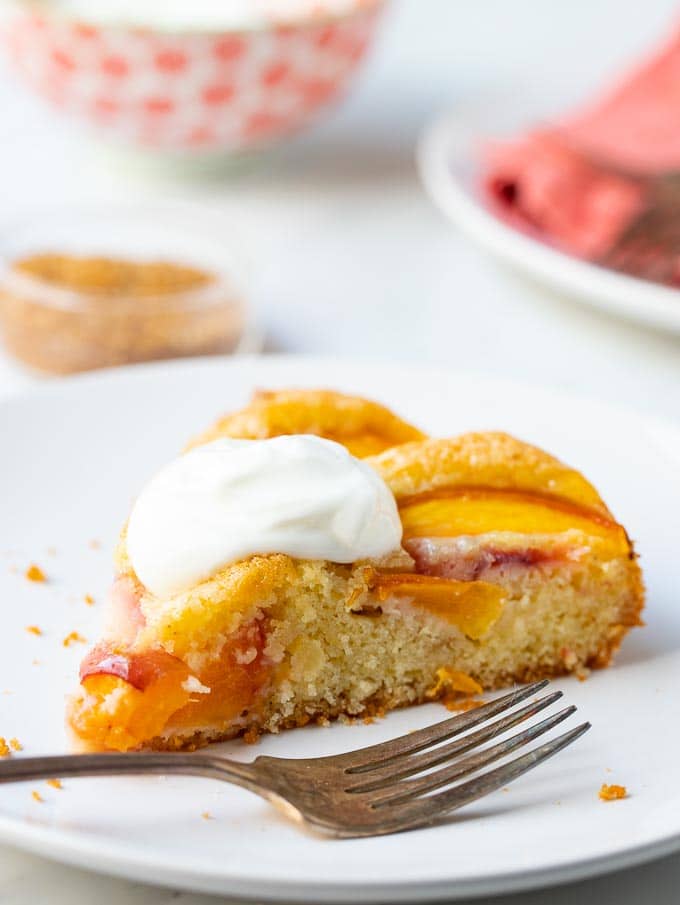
<box><xmin>0</xmin><ymin>355</ymin><xmax>679</xmax><ymax>901</ymax></box>
<box><xmin>417</xmin><ymin>95</ymin><xmax>680</xmax><ymax>336</ymax></box>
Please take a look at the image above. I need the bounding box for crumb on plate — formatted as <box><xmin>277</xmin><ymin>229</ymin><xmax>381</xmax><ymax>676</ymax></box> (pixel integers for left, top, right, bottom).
<box><xmin>63</xmin><ymin>631</ymin><xmax>87</xmax><ymax>647</ymax></box>
<box><xmin>599</xmin><ymin>783</ymin><xmax>627</xmax><ymax>801</ymax></box>
<box><xmin>47</xmin><ymin>779</ymin><xmax>63</xmax><ymax>790</ymax></box>
<box><xmin>0</xmin><ymin>738</ymin><xmax>10</xmax><ymax>757</ymax></box>
<box><xmin>31</xmin><ymin>790</ymin><xmax>44</xmax><ymax>803</ymax></box>
<box><xmin>26</xmin><ymin>625</ymin><xmax>42</xmax><ymax>636</ymax></box>
<box><xmin>88</xmin><ymin>539</ymin><xmax>101</xmax><ymax>550</ymax></box>
<box><xmin>9</xmin><ymin>738</ymin><xmax>22</xmax><ymax>752</ymax></box>
<box><xmin>201</xmin><ymin>811</ymin><xmax>213</xmax><ymax>820</ymax></box>
<box><xmin>84</xmin><ymin>594</ymin><xmax>95</xmax><ymax>606</ymax></box>
<box><xmin>25</xmin><ymin>564</ymin><xmax>47</xmax><ymax>583</ymax></box>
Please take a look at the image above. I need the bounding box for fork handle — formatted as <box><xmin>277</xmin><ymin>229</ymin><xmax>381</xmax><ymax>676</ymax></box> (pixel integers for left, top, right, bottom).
<box><xmin>0</xmin><ymin>752</ymin><xmax>260</xmax><ymax>793</ymax></box>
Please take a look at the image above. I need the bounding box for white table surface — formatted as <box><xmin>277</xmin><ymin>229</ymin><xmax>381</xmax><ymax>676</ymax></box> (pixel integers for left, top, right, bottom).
<box><xmin>2</xmin><ymin>0</ymin><xmax>680</xmax><ymax>901</ymax></box>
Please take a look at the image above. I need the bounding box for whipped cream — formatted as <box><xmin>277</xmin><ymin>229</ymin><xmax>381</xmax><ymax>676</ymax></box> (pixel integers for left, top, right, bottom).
<box><xmin>126</xmin><ymin>435</ymin><xmax>402</xmax><ymax>598</ymax></box>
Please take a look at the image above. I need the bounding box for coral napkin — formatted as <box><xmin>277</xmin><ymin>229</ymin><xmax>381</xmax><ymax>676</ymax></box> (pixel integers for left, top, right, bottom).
<box><xmin>484</xmin><ymin>26</ymin><xmax>680</xmax><ymax>262</ymax></box>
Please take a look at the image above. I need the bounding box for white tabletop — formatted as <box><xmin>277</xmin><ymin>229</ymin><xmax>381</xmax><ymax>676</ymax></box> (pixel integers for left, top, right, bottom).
<box><xmin>2</xmin><ymin>0</ymin><xmax>680</xmax><ymax>901</ymax></box>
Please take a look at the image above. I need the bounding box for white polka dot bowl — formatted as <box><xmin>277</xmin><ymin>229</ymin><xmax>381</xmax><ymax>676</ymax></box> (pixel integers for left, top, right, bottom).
<box><xmin>1</xmin><ymin>0</ymin><xmax>384</xmax><ymax>159</ymax></box>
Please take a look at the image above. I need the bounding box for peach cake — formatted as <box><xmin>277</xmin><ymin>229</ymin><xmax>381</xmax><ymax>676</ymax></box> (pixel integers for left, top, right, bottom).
<box><xmin>68</xmin><ymin>390</ymin><xmax>644</xmax><ymax>752</ymax></box>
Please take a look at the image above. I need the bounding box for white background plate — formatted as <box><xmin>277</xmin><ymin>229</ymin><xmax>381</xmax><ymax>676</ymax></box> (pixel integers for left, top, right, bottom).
<box><xmin>0</xmin><ymin>355</ymin><xmax>678</xmax><ymax>901</ymax></box>
<box><xmin>417</xmin><ymin>95</ymin><xmax>680</xmax><ymax>336</ymax></box>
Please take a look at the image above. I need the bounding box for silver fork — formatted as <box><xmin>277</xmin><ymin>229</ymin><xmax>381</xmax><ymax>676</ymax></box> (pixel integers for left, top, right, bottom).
<box><xmin>0</xmin><ymin>680</ymin><xmax>588</xmax><ymax>837</ymax></box>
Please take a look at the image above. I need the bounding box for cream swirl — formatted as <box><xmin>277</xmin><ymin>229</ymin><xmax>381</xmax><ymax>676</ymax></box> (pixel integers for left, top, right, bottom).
<box><xmin>127</xmin><ymin>435</ymin><xmax>402</xmax><ymax>597</ymax></box>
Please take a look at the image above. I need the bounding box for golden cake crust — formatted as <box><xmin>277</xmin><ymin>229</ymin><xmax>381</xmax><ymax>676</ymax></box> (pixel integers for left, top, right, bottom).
<box><xmin>368</xmin><ymin>432</ymin><xmax>612</xmax><ymax>514</ymax></box>
<box><xmin>187</xmin><ymin>388</ymin><xmax>426</xmax><ymax>457</ymax></box>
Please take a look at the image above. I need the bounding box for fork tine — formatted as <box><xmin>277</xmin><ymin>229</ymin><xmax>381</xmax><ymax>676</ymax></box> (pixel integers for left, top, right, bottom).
<box><xmin>344</xmin><ymin>679</ymin><xmax>550</xmax><ymax>773</ymax></box>
<box><xmin>347</xmin><ymin>691</ymin><xmax>564</xmax><ymax>793</ymax></box>
<box><xmin>382</xmin><ymin>722</ymin><xmax>591</xmax><ymax>832</ymax></box>
<box><xmin>368</xmin><ymin>706</ymin><xmax>576</xmax><ymax>807</ymax></box>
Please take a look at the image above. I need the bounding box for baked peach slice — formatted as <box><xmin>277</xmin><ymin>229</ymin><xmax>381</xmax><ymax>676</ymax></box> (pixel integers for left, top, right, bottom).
<box><xmin>187</xmin><ymin>388</ymin><xmax>426</xmax><ymax>457</ymax></box>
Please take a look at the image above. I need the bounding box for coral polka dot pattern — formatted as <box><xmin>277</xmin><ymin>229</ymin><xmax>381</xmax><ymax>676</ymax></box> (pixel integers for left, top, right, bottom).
<box><xmin>3</xmin><ymin>2</ymin><xmax>382</xmax><ymax>153</ymax></box>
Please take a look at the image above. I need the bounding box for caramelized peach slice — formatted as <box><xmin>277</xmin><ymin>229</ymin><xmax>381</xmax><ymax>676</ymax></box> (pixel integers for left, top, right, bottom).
<box><xmin>73</xmin><ymin>646</ymin><xmax>191</xmax><ymax>752</ymax></box>
<box><xmin>188</xmin><ymin>389</ymin><xmax>426</xmax><ymax>457</ymax></box>
<box><xmin>365</xmin><ymin>569</ymin><xmax>504</xmax><ymax>640</ymax></box>
<box><xmin>370</xmin><ymin>434</ymin><xmax>611</xmax><ymax>515</ymax></box>
<box><xmin>70</xmin><ymin>620</ymin><xmax>272</xmax><ymax>752</ymax></box>
<box><xmin>399</xmin><ymin>488</ymin><xmax>629</xmax><ymax>552</ymax></box>
<box><xmin>169</xmin><ymin>620</ymin><xmax>270</xmax><ymax>731</ymax></box>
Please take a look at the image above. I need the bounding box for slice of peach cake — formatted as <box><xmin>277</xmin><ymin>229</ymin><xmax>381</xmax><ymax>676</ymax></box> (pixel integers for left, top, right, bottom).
<box><xmin>69</xmin><ymin>401</ymin><xmax>643</xmax><ymax>752</ymax></box>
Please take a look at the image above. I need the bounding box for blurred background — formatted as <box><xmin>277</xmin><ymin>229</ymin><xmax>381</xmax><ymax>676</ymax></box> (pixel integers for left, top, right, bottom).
<box><xmin>0</xmin><ymin>0</ymin><xmax>678</xmax><ymax>402</ymax></box>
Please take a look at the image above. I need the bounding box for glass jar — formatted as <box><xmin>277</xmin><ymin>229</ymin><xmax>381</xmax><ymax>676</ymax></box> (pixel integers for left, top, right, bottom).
<box><xmin>0</xmin><ymin>204</ymin><xmax>251</xmax><ymax>374</ymax></box>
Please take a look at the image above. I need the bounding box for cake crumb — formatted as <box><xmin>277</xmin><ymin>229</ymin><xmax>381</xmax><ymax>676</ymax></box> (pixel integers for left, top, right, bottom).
<box><xmin>242</xmin><ymin>727</ymin><xmax>261</xmax><ymax>745</ymax></box>
<box><xmin>84</xmin><ymin>594</ymin><xmax>95</xmax><ymax>606</ymax></box>
<box><xmin>25</xmin><ymin>564</ymin><xmax>47</xmax><ymax>583</ymax></box>
<box><xmin>599</xmin><ymin>783</ymin><xmax>627</xmax><ymax>801</ymax></box>
<box><xmin>561</xmin><ymin>647</ymin><xmax>578</xmax><ymax>669</ymax></box>
<box><xmin>26</xmin><ymin>625</ymin><xmax>42</xmax><ymax>636</ymax></box>
<box><xmin>63</xmin><ymin>631</ymin><xmax>87</xmax><ymax>647</ymax></box>
<box><xmin>47</xmin><ymin>779</ymin><xmax>63</xmax><ymax>790</ymax></box>
<box><xmin>31</xmin><ymin>790</ymin><xmax>44</xmax><ymax>803</ymax></box>
<box><xmin>46</xmin><ymin>547</ymin><xmax>57</xmax><ymax>556</ymax></box>
<box><xmin>9</xmin><ymin>738</ymin><xmax>22</xmax><ymax>752</ymax></box>
<box><xmin>88</xmin><ymin>539</ymin><xmax>101</xmax><ymax>550</ymax></box>
<box><xmin>428</xmin><ymin>667</ymin><xmax>484</xmax><ymax>712</ymax></box>
<box><xmin>32</xmin><ymin>659</ymin><xmax>42</xmax><ymax>666</ymax></box>
<box><xmin>0</xmin><ymin>738</ymin><xmax>10</xmax><ymax>757</ymax></box>
<box><xmin>201</xmin><ymin>811</ymin><xmax>213</xmax><ymax>820</ymax></box>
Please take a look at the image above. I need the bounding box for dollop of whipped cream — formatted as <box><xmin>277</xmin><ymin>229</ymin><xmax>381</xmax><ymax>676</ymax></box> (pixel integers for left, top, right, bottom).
<box><xmin>127</xmin><ymin>435</ymin><xmax>402</xmax><ymax>598</ymax></box>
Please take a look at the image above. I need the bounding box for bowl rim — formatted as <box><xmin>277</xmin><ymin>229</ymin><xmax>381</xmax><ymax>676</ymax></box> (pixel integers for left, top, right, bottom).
<box><xmin>4</xmin><ymin>0</ymin><xmax>385</xmax><ymax>36</ymax></box>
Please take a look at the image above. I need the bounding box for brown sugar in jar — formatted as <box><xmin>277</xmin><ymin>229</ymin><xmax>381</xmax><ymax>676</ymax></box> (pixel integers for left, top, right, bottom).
<box><xmin>0</xmin><ymin>253</ymin><xmax>246</xmax><ymax>374</ymax></box>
